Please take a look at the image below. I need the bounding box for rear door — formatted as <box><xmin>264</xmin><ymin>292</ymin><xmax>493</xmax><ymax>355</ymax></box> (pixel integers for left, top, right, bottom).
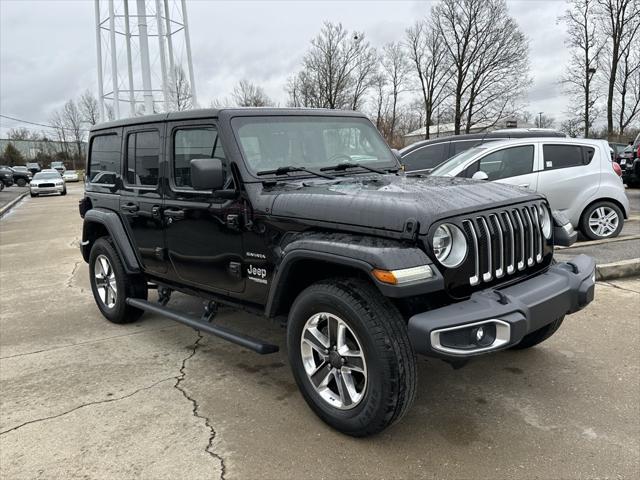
<box><xmin>537</xmin><ymin>143</ymin><xmax>597</xmax><ymax>214</ymax></box>
<box><xmin>119</xmin><ymin>124</ymin><xmax>166</xmax><ymax>274</ymax></box>
<box><xmin>162</xmin><ymin>120</ymin><xmax>245</xmax><ymax>293</ymax></box>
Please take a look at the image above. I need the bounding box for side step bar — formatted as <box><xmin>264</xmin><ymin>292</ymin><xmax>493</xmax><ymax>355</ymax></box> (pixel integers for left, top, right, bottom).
<box><xmin>126</xmin><ymin>298</ymin><xmax>279</xmax><ymax>354</ymax></box>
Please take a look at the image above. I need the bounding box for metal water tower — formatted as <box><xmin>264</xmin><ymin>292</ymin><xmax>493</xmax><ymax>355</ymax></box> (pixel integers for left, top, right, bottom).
<box><xmin>94</xmin><ymin>0</ymin><xmax>198</xmax><ymax>120</ymax></box>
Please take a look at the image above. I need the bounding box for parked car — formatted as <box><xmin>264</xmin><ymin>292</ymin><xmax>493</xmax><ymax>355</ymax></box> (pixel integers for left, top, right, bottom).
<box><xmin>400</xmin><ymin>128</ymin><xmax>566</xmax><ymax>174</ymax></box>
<box><xmin>29</xmin><ymin>171</ymin><xmax>66</xmax><ymax>197</ymax></box>
<box><xmin>620</xmin><ymin>134</ymin><xmax>640</xmax><ymax>187</ymax></box>
<box><xmin>79</xmin><ymin>108</ymin><xmax>595</xmax><ymax>437</ymax></box>
<box><xmin>63</xmin><ymin>170</ymin><xmax>79</xmax><ymax>182</ymax></box>
<box><xmin>50</xmin><ymin>161</ymin><xmax>66</xmax><ymax>175</ymax></box>
<box><xmin>610</xmin><ymin>142</ymin><xmax>628</xmax><ymax>161</ymax></box>
<box><xmin>0</xmin><ymin>165</ymin><xmax>14</xmax><ymax>188</ymax></box>
<box><xmin>3</xmin><ymin>165</ymin><xmax>32</xmax><ymax>187</ymax></box>
<box><xmin>430</xmin><ymin>137</ymin><xmax>629</xmax><ymax>240</ymax></box>
<box><xmin>26</xmin><ymin>162</ymin><xmax>41</xmax><ymax>176</ymax></box>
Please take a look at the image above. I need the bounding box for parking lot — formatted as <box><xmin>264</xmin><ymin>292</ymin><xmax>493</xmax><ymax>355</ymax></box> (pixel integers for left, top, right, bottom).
<box><xmin>0</xmin><ymin>184</ymin><xmax>639</xmax><ymax>479</ymax></box>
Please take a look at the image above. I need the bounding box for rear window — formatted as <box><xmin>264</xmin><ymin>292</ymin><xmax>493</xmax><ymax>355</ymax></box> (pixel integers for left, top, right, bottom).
<box><xmin>543</xmin><ymin>145</ymin><xmax>595</xmax><ymax>169</ymax></box>
<box><xmin>89</xmin><ymin>134</ymin><xmax>121</xmax><ymax>184</ymax></box>
<box><xmin>402</xmin><ymin>142</ymin><xmax>448</xmax><ymax>171</ymax></box>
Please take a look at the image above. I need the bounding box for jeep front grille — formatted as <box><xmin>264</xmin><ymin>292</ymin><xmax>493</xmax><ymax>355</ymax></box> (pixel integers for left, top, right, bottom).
<box><xmin>461</xmin><ymin>205</ymin><xmax>545</xmax><ymax>286</ymax></box>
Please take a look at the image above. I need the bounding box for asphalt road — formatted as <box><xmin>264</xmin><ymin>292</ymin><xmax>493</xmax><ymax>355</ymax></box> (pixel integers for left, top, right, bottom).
<box><xmin>0</xmin><ymin>186</ymin><xmax>27</xmax><ymax>212</ymax></box>
<box><xmin>1</xmin><ymin>185</ymin><xmax>639</xmax><ymax>479</ymax></box>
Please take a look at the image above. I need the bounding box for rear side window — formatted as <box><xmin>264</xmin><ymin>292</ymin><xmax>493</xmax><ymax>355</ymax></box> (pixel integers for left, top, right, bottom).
<box><xmin>543</xmin><ymin>144</ymin><xmax>594</xmax><ymax>170</ymax></box>
<box><xmin>451</xmin><ymin>139</ymin><xmax>483</xmax><ymax>156</ymax></box>
<box><xmin>173</xmin><ymin>127</ymin><xmax>225</xmax><ymax>189</ymax></box>
<box><xmin>402</xmin><ymin>142</ymin><xmax>448</xmax><ymax>171</ymax></box>
<box><xmin>89</xmin><ymin>134</ymin><xmax>121</xmax><ymax>184</ymax></box>
<box><xmin>125</xmin><ymin>131</ymin><xmax>160</xmax><ymax>186</ymax></box>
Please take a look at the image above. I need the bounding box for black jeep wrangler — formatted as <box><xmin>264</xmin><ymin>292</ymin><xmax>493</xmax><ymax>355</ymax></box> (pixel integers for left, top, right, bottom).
<box><xmin>79</xmin><ymin>108</ymin><xmax>595</xmax><ymax>436</ymax></box>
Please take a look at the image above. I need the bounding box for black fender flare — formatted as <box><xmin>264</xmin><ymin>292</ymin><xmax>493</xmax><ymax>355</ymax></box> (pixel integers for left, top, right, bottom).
<box><xmin>264</xmin><ymin>233</ymin><xmax>442</xmax><ymax>317</ymax></box>
<box><xmin>81</xmin><ymin>208</ymin><xmax>141</xmax><ymax>273</ymax></box>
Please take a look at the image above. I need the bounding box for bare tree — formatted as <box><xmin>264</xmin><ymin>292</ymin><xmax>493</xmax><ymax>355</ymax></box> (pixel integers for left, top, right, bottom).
<box><xmin>405</xmin><ymin>20</ymin><xmax>451</xmax><ymax>139</ymax></box>
<box><xmin>560</xmin><ymin>116</ymin><xmax>585</xmax><ymax>137</ymax></box>
<box><xmin>170</xmin><ymin>66</ymin><xmax>193</xmax><ymax>111</ymax></box>
<box><xmin>613</xmin><ymin>21</ymin><xmax>640</xmax><ymax>134</ymax></box>
<box><xmin>6</xmin><ymin>127</ymin><xmax>31</xmax><ymax>140</ymax></box>
<box><xmin>381</xmin><ymin>42</ymin><xmax>410</xmax><ymax>141</ymax></box>
<box><xmin>50</xmin><ymin>100</ymin><xmax>86</xmax><ymax>169</ymax></box>
<box><xmin>433</xmin><ymin>0</ymin><xmax>530</xmax><ymax>134</ymax></box>
<box><xmin>232</xmin><ymin>80</ymin><xmax>273</xmax><ymax>107</ymax></box>
<box><xmin>535</xmin><ymin>113</ymin><xmax>556</xmax><ymax>128</ymax></box>
<box><xmin>596</xmin><ymin>0</ymin><xmax>640</xmax><ymax>135</ymax></box>
<box><xmin>287</xmin><ymin>22</ymin><xmax>377</xmax><ymax>110</ymax></box>
<box><xmin>559</xmin><ymin>0</ymin><xmax>603</xmax><ymax>137</ymax></box>
<box><xmin>79</xmin><ymin>90</ymin><xmax>101</xmax><ymax>126</ymax></box>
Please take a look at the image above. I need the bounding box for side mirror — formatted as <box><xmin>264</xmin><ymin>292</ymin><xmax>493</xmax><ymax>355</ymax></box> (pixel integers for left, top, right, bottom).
<box><xmin>190</xmin><ymin>158</ymin><xmax>225</xmax><ymax>191</ymax></box>
<box><xmin>472</xmin><ymin>171</ymin><xmax>489</xmax><ymax>181</ymax></box>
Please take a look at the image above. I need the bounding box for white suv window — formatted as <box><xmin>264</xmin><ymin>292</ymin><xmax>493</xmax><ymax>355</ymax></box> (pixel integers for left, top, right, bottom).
<box><xmin>465</xmin><ymin>145</ymin><xmax>534</xmax><ymax>180</ymax></box>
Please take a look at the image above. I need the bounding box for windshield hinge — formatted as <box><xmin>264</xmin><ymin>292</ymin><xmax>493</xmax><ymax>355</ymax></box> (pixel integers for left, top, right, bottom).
<box><xmin>401</xmin><ymin>218</ymin><xmax>419</xmax><ymax>241</ymax></box>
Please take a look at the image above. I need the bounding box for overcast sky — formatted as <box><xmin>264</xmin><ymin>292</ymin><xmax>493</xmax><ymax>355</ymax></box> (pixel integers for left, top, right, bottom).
<box><xmin>0</xmin><ymin>0</ymin><xmax>570</xmax><ymax>137</ymax></box>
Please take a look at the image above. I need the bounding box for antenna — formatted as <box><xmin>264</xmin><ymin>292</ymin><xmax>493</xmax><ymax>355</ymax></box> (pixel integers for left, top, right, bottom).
<box><xmin>94</xmin><ymin>0</ymin><xmax>198</xmax><ymax>121</ymax></box>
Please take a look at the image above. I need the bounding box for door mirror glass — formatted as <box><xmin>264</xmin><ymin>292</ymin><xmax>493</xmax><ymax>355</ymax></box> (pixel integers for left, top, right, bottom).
<box><xmin>190</xmin><ymin>158</ymin><xmax>225</xmax><ymax>191</ymax></box>
<box><xmin>472</xmin><ymin>170</ymin><xmax>489</xmax><ymax>181</ymax></box>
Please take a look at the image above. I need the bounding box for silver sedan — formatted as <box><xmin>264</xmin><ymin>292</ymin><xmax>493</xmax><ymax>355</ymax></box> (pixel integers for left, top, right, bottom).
<box><xmin>30</xmin><ymin>171</ymin><xmax>67</xmax><ymax>197</ymax></box>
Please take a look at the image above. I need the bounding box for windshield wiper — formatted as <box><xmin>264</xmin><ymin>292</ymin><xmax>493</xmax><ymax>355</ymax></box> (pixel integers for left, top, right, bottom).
<box><xmin>319</xmin><ymin>162</ymin><xmax>388</xmax><ymax>174</ymax></box>
<box><xmin>256</xmin><ymin>165</ymin><xmax>335</xmax><ymax>180</ymax></box>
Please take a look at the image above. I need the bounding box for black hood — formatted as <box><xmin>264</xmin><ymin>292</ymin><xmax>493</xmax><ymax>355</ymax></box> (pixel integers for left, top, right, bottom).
<box><xmin>256</xmin><ymin>175</ymin><xmax>541</xmax><ymax>235</ymax></box>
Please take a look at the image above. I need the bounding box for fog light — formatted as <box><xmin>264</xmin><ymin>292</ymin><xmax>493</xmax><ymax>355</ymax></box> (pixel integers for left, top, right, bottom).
<box><xmin>475</xmin><ymin>327</ymin><xmax>484</xmax><ymax>342</ymax></box>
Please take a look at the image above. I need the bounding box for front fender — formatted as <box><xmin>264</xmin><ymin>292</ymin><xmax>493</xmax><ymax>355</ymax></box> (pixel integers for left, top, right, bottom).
<box><xmin>82</xmin><ymin>208</ymin><xmax>140</xmax><ymax>273</ymax></box>
<box><xmin>265</xmin><ymin>232</ymin><xmax>444</xmax><ymax>317</ymax></box>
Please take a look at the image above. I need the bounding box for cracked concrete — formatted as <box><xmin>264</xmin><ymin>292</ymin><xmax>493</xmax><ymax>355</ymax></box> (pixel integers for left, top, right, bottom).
<box><xmin>2</xmin><ymin>184</ymin><xmax>639</xmax><ymax>479</ymax></box>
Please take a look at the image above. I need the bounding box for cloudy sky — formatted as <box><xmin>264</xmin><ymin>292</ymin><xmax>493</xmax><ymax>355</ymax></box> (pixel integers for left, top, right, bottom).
<box><xmin>0</xmin><ymin>0</ymin><xmax>570</xmax><ymax>137</ymax></box>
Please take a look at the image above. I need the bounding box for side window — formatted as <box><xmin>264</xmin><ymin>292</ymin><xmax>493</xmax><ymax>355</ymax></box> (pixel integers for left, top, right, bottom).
<box><xmin>125</xmin><ymin>131</ymin><xmax>160</xmax><ymax>186</ymax></box>
<box><xmin>468</xmin><ymin>145</ymin><xmax>534</xmax><ymax>180</ymax></box>
<box><xmin>451</xmin><ymin>140</ymin><xmax>482</xmax><ymax>156</ymax></box>
<box><xmin>543</xmin><ymin>144</ymin><xmax>585</xmax><ymax>170</ymax></box>
<box><xmin>173</xmin><ymin>127</ymin><xmax>226</xmax><ymax>189</ymax></box>
<box><xmin>402</xmin><ymin>142</ymin><xmax>448</xmax><ymax>171</ymax></box>
<box><xmin>88</xmin><ymin>134</ymin><xmax>121</xmax><ymax>184</ymax></box>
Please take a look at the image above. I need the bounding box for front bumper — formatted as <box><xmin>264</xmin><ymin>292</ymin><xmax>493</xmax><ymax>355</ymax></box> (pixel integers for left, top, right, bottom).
<box><xmin>408</xmin><ymin>254</ymin><xmax>596</xmax><ymax>359</ymax></box>
<box><xmin>31</xmin><ymin>185</ymin><xmax>65</xmax><ymax>194</ymax></box>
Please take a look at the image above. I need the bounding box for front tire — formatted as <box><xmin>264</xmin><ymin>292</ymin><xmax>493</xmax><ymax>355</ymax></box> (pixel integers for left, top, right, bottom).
<box><xmin>89</xmin><ymin>237</ymin><xmax>147</xmax><ymax>324</ymax></box>
<box><xmin>580</xmin><ymin>201</ymin><xmax>623</xmax><ymax>240</ymax></box>
<box><xmin>287</xmin><ymin>278</ymin><xmax>417</xmax><ymax>437</ymax></box>
<box><xmin>16</xmin><ymin>178</ymin><xmax>26</xmax><ymax>187</ymax></box>
<box><xmin>61</xmin><ymin>187</ymin><xmax>67</xmax><ymax>196</ymax></box>
<box><xmin>510</xmin><ymin>316</ymin><xmax>564</xmax><ymax>350</ymax></box>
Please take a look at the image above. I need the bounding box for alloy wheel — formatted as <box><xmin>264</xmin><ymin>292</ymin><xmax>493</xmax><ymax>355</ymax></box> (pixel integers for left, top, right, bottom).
<box><xmin>94</xmin><ymin>254</ymin><xmax>117</xmax><ymax>308</ymax></box>
<box><xmin>300</xmin><ymin>312</ymin><xmax>367</xmax><ymax>410</ymax></box>
<box><xmin>588</xmin><ymin>206</ymin><xmax>619</xmax><ymax>238</ymax></box>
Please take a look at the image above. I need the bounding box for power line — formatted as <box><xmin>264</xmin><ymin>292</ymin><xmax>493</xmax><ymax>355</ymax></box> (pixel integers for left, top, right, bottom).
<box><xmin>0</xmin><ymin>114</ymin><xmax>90</xmax><ymax>133</ymax></box>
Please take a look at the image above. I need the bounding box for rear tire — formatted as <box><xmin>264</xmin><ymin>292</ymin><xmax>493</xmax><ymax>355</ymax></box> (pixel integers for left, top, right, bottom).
<box><xmin>287</xmin><ymin>278</ymin><xmax>417</xmax><ymax>437</ymax></box>
<box><xmin>16</xmin><ymin>178</ymin><xmax>26</xmax><ymax>187</ymax></box>
<box><xmin>510</xmin><ymin>316</ymin><xmax>564</xmax><ymax>350</ymax></box>
<box><xmin>89</xmin><ymin>237</ymin><xmax>147</xmax><ymax>324</ymax></box>
<box><xmin>580</xmin><ymin>201</ymin><xmax>623</xmax><ymax>240</ymax></box>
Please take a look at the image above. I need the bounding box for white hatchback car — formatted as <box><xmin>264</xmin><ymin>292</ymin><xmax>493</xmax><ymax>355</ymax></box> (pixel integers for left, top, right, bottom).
<box><xmin>430</xmin><ymin>138</ymin><xmax>629</xmax><ymax>240</ymax></box>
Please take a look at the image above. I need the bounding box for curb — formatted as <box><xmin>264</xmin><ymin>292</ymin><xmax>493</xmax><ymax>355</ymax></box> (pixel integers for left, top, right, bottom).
<box><xmin>557</xmin><ymin>233</ymin><xmax>640</xmax><ymax>249</ymax></box>
<box><xmin>596</xmin><ymin>258</ymin><xmax>640</xmax><ymax>281</ymax></box>
<box><xmin>0</xmin><ymin>191</ymin><xmax>28</xmax><ymax>218</ymax></box>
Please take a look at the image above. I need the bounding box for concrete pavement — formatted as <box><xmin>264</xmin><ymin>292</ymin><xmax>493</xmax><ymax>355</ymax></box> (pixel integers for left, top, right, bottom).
<box><xmin>1</xmin><ymin>185</ymin><xmax>639</xmax><ymax>479</ymax></box>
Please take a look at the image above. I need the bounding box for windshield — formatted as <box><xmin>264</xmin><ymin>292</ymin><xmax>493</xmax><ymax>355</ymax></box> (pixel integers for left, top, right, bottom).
<box><xmin>51</xmin><ymin>162</ymin><xmax>63</xmax><ymax>167</ymax></box>
<box><xmin>33</xmin><ymin>172</ymin><xmax>60</xmax><ymax>180</ymax></box>
<box><xmin>232</xmin><ymin>116</ymin><xmax>396</xmax><ymax>176</ymax></box>
<box><xmin>430</xmin><ymin>146</ymin><xmax>487</xmax><ymax>176</ymax></box>
<box><xmin>13</xmin><ymin>166</ymin><xmax>27</xmax><ymax>171</ymax></box>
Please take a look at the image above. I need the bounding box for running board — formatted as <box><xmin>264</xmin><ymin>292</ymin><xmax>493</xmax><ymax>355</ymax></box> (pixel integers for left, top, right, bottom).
<box><xmin>126</xmin><ymin>298</ymin><xmax>279</xmax><ymax>354</ymax></box>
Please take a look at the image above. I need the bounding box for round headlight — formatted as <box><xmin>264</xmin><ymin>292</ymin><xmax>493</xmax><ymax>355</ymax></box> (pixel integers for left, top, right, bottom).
<box><xmin>432</xmin><ymin>223</ymin><xmax>468</xmax><ymax>268</ymax></box>
<box><xmin>540</xmin><ymin>206</ymin><xmax>552</xmax><ymax>239</ymax></box>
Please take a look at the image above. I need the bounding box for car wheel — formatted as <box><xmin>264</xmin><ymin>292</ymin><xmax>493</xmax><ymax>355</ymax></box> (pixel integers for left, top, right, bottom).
<box><xmin>30</xmin><ymin>192</ymin><xmax>37</xmax><ymax>197</ymax></box>
<box><xmin>510</xmin><ymin>317</ymin><xmax>564</xmax><ymax>350</ymax></box>
<box><xmin>89</xmin><ymin>237</ymin><xmax>147</xmax><ymax>324</ymax></box>
<box><xmin>61</xmin><ymin>187</ymin><xmax>67</xmax><ymax>196</ymax></box>
<box><xmin>580</xmin><ymin>201</ymin><xmax>624</xmax><ymax>240</ymax></box>
<box><xmin>287</xmin><ymin>278</ymin><xmax>417</xmax><ymax>437</ymax></box>
<box><xmin>0</xmin><ymin>182</ymin><xmax>4</xmax><ymax>191</ymax></box>
<box><xmin>16</xmin><ymin>178</ymin><xmax>26</xmax><ymax>187</ymax></box>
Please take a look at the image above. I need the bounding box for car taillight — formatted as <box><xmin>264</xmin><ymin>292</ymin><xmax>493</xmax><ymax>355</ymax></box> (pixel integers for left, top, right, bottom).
<box><xmin>612</xmin><ymin>161</ymin><xmax>622</xmax><ymax>176</ymax></box>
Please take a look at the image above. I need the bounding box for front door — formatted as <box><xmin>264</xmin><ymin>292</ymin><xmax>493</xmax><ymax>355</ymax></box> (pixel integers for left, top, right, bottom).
<box><xmin>119</xmin><ymin>124</ymin><xmax>166</xmax><ymax>274</ymax></box>
<box><xmin>163</xmin><ymin>120</ymin><xmax>245</xmax><ymax>293</ymax></box>
<box><xmin>463</xmin><ymin>144</ymin><xmax>539</xmax><ymax>191</ymax></box>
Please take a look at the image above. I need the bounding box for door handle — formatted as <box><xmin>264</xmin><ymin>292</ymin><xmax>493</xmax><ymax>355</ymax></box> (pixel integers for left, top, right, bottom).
<box><xmin>518</xmin><ymin>184</ymin><xmax>530</xmax><ymax>188</ymax></box>
<box><xmin>121</xmin><ymin>203</ymin><xmax>139</xmax><ymax>212</ymax></box>
<box><xmin>164</xmin><ymin>208</ymin><xmax>185</xmax><ymax>220</ymax></box>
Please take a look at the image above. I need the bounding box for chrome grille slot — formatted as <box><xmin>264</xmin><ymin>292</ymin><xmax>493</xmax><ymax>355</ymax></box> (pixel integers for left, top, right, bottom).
<box><xmin>456</xmin><ymin>203</ymin><xmax>547</xmax><ymax>287</ymax></box>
